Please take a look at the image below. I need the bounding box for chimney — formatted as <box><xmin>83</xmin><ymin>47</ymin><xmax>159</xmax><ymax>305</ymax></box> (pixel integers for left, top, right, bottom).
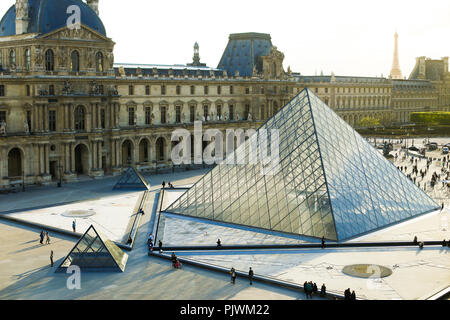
<box><xmin>15</xmin><ymin>0</ymin><xmax>29</xmax><ymax>35</ymax></box>
<box><xmin>86</xmin><ymin>0</ymin><xmax>99</xmax><ymax>16</ymax></box>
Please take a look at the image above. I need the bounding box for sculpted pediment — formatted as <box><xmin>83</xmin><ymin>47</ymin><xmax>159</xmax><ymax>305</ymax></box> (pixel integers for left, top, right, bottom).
<box><xmin>42</xmin><ymin>25</ymin><xmax>110</xmax><ymax>42</ymax></box>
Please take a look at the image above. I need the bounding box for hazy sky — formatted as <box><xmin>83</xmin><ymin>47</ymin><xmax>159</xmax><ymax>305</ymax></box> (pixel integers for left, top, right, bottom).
<box><xmin>1</xmin><ymin>0</ymin><xmax>449</xmax><ymax>77</ymax></box>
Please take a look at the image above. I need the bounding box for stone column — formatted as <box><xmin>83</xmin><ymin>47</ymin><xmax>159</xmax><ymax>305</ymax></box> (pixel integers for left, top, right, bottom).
<box><xmin>65</xmin><ymin>143</ymin><xmax>70</xmax><ymax>173</ymax></box>
<box><xmin>116</xmin><ymin>139</ymin><xmax>122</xmax><ymax>167</ymax></box>
<box><xmin>39</xmin><ymin>144</ymin><xmax>44</xmax><ymax>175</ymax></box>
<box><xmin>111</xmin><ymin>139</ymin><xmax>116</xmax><ymax>168</ymax></box>
<box><xmin>92</xmin><ymin>141</ymin><xmax>98</xmax><ymax>170</ymax></box>
<box><xmin>70</xmin><ymin>104</ymin><xmax>75</xmax><ymax>131</ymax></box>
<box><xmin>44</xmin><ymin>144</ymin><xmax>50</xmax><ymax>174</ymax></box>
<box><xmin>71</xmin><ymin>142</ymin><xmax>75</xmax><ymax>172</ymax></box>
<box><xmin>150</xmin><ymin>140</ymin><xmax>155</xmax><ymax>163</ymax></box>
<box><xmin>43</xmin><ymin>104</ymin><xmax>48</xmax><ymax>132</ymax></box>
<box><xmin>98</xmin><ymin>141</ymin><xmax>102</xmax><ymax>169</ymax></box>
<box><xmin>97</xmin><ymin>104</ymin><xmax>101</xmax><ymax>129</ymax></box>
<box><xmin>63</xmin><ymin>104</ymin><xmax>69</xmax><ymax>131</ymax></box>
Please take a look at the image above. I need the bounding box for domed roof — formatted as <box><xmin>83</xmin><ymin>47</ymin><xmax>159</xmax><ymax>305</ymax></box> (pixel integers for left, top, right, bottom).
<box><xmin>0</xmin><ymin>0</ymin><xmax>106</xmax><ymax>37</ymax></box>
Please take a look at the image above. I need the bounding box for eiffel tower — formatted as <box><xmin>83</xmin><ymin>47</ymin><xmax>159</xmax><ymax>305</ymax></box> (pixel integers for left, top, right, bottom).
<box><xmin>390</xmin><ymin>32</ymin><xmax>403</xmax><ymax>79</ymax></box>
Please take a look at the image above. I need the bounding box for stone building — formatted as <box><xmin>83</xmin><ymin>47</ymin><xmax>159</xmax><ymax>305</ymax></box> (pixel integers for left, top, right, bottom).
<box><xmin>0</xmin><ymin>0</ymin><xmax>448</xmax><ymax>189</ymax></box>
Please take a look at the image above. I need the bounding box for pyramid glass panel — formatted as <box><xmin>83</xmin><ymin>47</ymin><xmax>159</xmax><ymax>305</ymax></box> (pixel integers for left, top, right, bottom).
<box><xmin>113</xmin><ymin>167</ymin><xmax>150</xmax><ymax>190</ymax></box>
<box><xmin>56</xmin><ymin>225</ymin><xmax>128</xmax><ymax>272</ymax></box>
<box><xmin>165</xmin><ymin>89</ymin><xmax>440</xmax><ymax>241</ymax></box>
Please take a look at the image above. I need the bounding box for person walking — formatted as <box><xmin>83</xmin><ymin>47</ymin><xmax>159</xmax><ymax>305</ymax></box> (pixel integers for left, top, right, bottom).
<box><xmin>320</xmin><ymin>284</ymin><xmax>327</xmax><ymax>297</ymax></box>
<box><xmin>72</xmin><ymin>220</ymin><xmax>76</xmax><ymax>233</ymax></box>
<box><xmin>321</xmin><ymin>236</ymin><xmax>325</xmax><ymax>249</ymax></box>
<box><xmin>351</xmin><ymin>290</ymin><xmax>356</xmax><ymax>300</ymax></box>
<box><xmin>39</xmin><ymin>231</ymin><xmax>44</xmax><ymax>244</ymax></box>
<box><xmin>162</xmin><ymin>181</ymin><xmax>166</xmax><ymax>189</ymax></box>
<box><xmin>171</xmin><ymin>253</ymin><xmax>177</xmax><ymax>268</ymax></box>
<box><xmin>216</xmin><ymin>239</ymin><xmax>222</xmax><ymax>247</ymax></box>
<box><xmin>313</xmin><ymin>282</ymin><xmax>318</xmax><ymax>294</ymax></box>
<box><xmin>158</xmin><ymin>240</ymin><xmax>163</xmax><ymax>253</ymax></box>
<box><xmin>50</xmin><ymin>250</ymin><xmax>54</xmax><ymax>267</ymax></box>
<box><xmin>230</xmin><ymin>267</ymin><xmax>236</xmax><ymax>284</ymax></box>
<box><xmin>248</xmin><ymin>267</ymin><xmax>254</xmax><ymax>285</ymax></box>
<box><xmin>305</xmin><ymin>282</ymin><xmax>313</xmax><ymax>299</ymax></box>
<box><xmin>45</xmin><ymin>232</ymin><xmax>51</xmax><ymax>245</ymax></box>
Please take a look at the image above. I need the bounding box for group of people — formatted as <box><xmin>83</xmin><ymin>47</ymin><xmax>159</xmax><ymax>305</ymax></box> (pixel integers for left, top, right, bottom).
<box><xmin>171</xmin><ymin>253</ymin><xmax>182</xmax><ymax>269</ymax></box>
<box><xmin>39</xmin><ymin>230</ymin><xmax>51</xmax><ymax>245</ymax></box>
<box><xmin>229</xmin><ymin>267</ymin><xmax>254</xmax><ymax>285</ymax></box>
<box><xmin>147</xmin><ymin>234</ymin><xmax>163</xmax><ymax>252</ymax></box>
<box><xmin>39</xmin><ymin>231</ymin><xmax>54</xmax><ymax>267</ymax></box>
<box><xmin>303</xmin><ymin>281</ymin><xmax>326</xmax><ymax>299</ymax></box>
<box><xmin>344</xmin><ymin>288</ymin><xmax>357</xmax><ymax>300</ymax></box>
<box><xmin>162</xmin><ymin>181</ymin><xmax>175</xmax><ymax>189</ymax></box>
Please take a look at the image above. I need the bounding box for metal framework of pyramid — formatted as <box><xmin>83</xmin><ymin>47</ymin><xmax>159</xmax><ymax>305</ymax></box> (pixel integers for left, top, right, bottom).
<box><xmin>113</xmin><ymin>167</ymin><xmax>150</xmax><ymax>190</ymax></box>
<box><xmin>164</xmin><ymin>89</ymin><xmax>439</xmax><ymax>241</ymax></box>
<box><xmin>56</xmin><ymin>225</ymin><xmax>128</xmax><ymax>272</ymax></box>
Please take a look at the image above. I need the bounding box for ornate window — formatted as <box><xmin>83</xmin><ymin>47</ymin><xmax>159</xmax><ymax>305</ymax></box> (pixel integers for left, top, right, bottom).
<box><xmin>74</xmin><ymin>106</ymin><xmax>86</xmax><ymax>131</ymax></box>
<box><xmin>145</xmin><ymin>85</ymin><xmax>150</xmax><ymax>95</ymax></box>
<box><xmin>96</xmin><ymin>52</ymin><xmax>103</xmax><ymax>72</ymax></box>
<box><xmin>71</xmin><ymin>50</ymin><xmax>80</xmax><ymax>72</ymax></box>
<box><xmin>203</xmin><ymin>105</ymin><xmax>209</xmax><ymax>120</ymax></box>
<box><xmin>145</xmin><ymin>107</ymin><xmax>151</xmax><ymax>125</ymax></box>
<box><xmin>24</xmin><ymin>49</ymin><xmax>31</xmax><ymax>71</ymax></box>
<box><xmin>48</xmin><ymin>110</ymin><xmax>56</xmax><ymax>132</ymax></box>
<box><xmin>176</xmin><ymin>85</ymin><xmax>181</xmax><ymax>95</ymax></box>
<box><xmin>160</xmin><ymin>106</ymin><xmax>167</xmax><ymax>124</ymax></box>
<box><xmin>175</xmin><ymin>106</ymin><xmax>181</xmax><ymax>123</ymax></box>
<box><xmin>128</xmin><ymin>107</ymin><xmax>135</xmax><ymax>126</ymax></box>
<box><xmin>45</xmin><ymin>49</ymin><xmax>54</xmax><ymax>71</ymax></box>
<box><xmin>190</xmin><ymin>85</ymin><xmax>195</xmax><ymax>95</ymax></box>
<box><xmin>100</xmin><ymin>109</ymin><xmax>105</xmax><ymax>128</ymax></box>
<box><xmin>244</xmin><ymin>104</ymin><xmax>250</xmax><ymax>120</ymax></box>
<box><xmin>217</xmin><ymin>105</ymin><xmax>222</xmax><ymax>119</ymax></box>
<box><xmin>189</xmin><ymin>105</ymin><xmax>195</xmax><ymax>122</ymax></box>
<box><xmin>229</xmin><ymin>104</ymin><xmax>234</xmax><ymax>120</ymax></box>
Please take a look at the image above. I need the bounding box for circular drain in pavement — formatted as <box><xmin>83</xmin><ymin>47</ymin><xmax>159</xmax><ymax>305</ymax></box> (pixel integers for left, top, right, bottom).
<box><xmin>342</xmin><ymin>264</ymin><xmax>392</xmax><ymax>278</ymax></box>
<box><xmin>61</xmin><ymin>209</ymin><xmax>96</xmax><ymax>218</ymax></box>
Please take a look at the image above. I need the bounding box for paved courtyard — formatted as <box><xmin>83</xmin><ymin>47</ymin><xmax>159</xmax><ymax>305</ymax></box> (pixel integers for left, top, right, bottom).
<box><xmin>0</xmin><ymin>138</ymin><xmax>448</xmax><ymax>300</ymax></box>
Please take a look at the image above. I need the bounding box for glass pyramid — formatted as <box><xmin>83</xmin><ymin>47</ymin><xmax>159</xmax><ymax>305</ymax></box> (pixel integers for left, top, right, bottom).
<box><xmin>113</xmin><ymin>167</ymin><xmax>150</xmax><ymax>190</ymax></box>
<box><xmin>56</xmin><ymin>225</ymin><xmax>128</xmax><ymax>272</ymax></box>
<box><xmin>165</xmin><ymin>89</ymin><xmax>439</xmax><ymax>241</ymax></box>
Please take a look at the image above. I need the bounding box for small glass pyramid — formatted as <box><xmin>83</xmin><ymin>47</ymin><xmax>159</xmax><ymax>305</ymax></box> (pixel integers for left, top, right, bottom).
<box><xmin>56</xmin><ymin>225</ymin><xmax>128</xmax><ymax>272</ymax></box>
<box><xmin>165</xmin><ymin>89</ymin><xmax>439</xmax><ymax>241</ymax></box>
<box><xmin>113</xmin><ymin>167</ymin><xmax>150</xmax><ymax>190</ymax></box>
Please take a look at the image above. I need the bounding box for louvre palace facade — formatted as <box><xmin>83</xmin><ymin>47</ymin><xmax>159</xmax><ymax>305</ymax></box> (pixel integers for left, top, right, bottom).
<box><xmin>0</xmin><ymin>0</ymin><xmax>449</xmax><ymax>189</ymax></box>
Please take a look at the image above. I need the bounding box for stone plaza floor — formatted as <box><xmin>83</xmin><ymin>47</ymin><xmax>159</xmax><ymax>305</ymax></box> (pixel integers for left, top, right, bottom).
<box><xmin>0</xmin><ymin>138</ymin><xmax>448</xmax><ymax>300</ymax></box>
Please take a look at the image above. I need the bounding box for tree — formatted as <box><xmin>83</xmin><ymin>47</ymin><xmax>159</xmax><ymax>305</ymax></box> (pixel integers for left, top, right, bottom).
<box><xmin>357</xmin><ymin>117</ymin><xmax>380</xmax><ymax>128</ymax></box>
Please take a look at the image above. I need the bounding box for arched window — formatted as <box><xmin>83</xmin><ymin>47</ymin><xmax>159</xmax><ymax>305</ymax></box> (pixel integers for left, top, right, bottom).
<box><xmin>71</xmin><ymin>50</ymin><xmax>80</xmax><ymax>72</ymax></box>
<box><xmin>96</xmin><ymin>52</ymin><xmax>103</xmax><ymax>72</ymax></box>
<box><xmin>74</xmin><ymin>106</ymin><xmax>86</xmax><ymax>131</ymax></box>
<box><xmin>24</xmin><ymin>49</ymin><xmax>31</xmax><ymax>71</ymax></box>
<box><xmin>9</xmin><ymin>50</ymin><xmax>16</xmax><ymax>66</ymax></box>
<box><xmin>45</xmin><ymin>49</ymin><xmax>54</xmax><ymax>71</ymax></box>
